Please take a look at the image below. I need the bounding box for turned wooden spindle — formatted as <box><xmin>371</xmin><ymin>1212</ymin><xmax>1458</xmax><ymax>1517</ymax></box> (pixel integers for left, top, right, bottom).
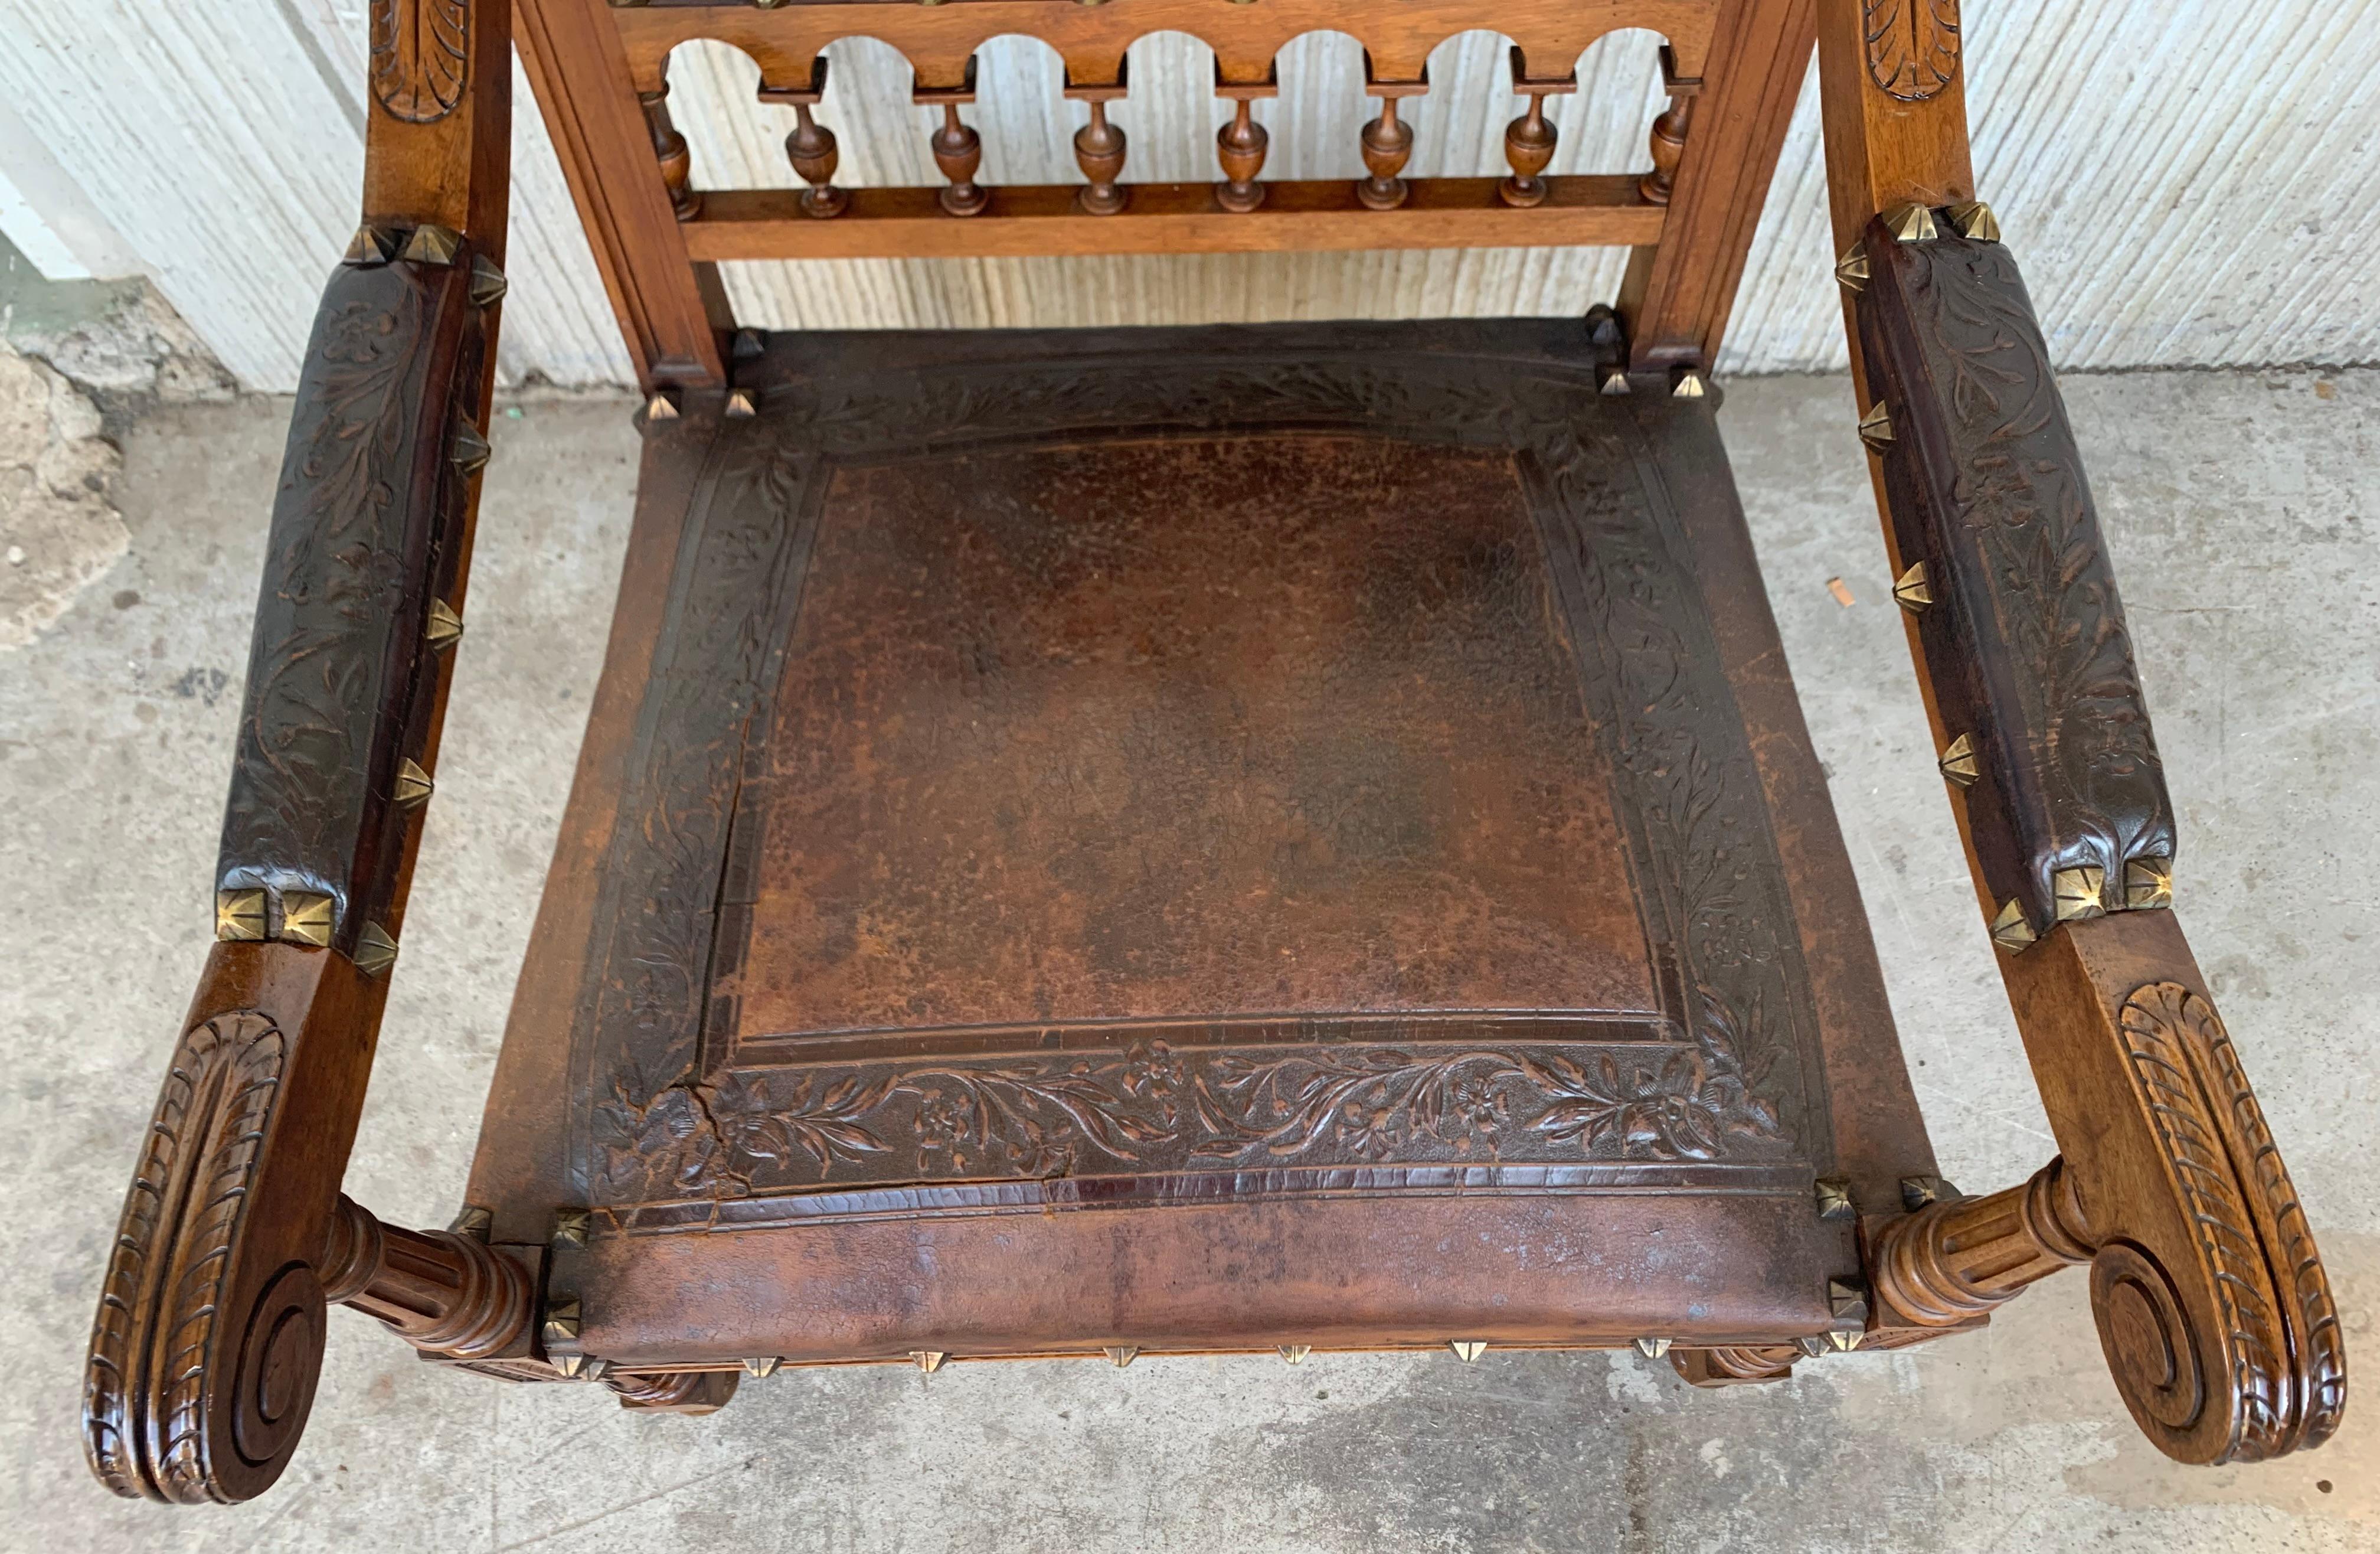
<box><xmin>639</xmin><ymin>77</ymin><xmax>700</xmax><ymax>222</ymax></box>
<box><xmin>1066</xmin><ymin>68</ymin><xmax>1129</xmax><ymax>216</ymax></box>
<box><xmin>607</xmin><ymin>1369</ymin><xmax>741</xmax><ymax>1413</ymax></box>
<box><xmin>1868</xmin><ymin>1159</ymin><xmax>2095</xmax><ymax>1328</ymax></box>
<box><xmin>1637</xmin><ymin>47</ymin><xmax>1703</xmax><ymax>207</ymax></box>
<box><xmin>918</xmin><ymin>61</ymin><xmax>990</xmax><ymax>218</ymax></box>
<box><xmin>318</xmin><ymin>1194</ymin><xmax>536</xmax><ymax>1361</ymax></box>
<box><xmin>1672</xmin><ymin>1344</ymin><xmax>1800</xmax><ymax>1387</ymax></box>
<box><xmin>770</xmin><ymin>58</ymin><xmax>846</xmax><ymax>218</ymax></box>
<box><xmin>1500</xmin><ymin>48</ymin><xmax>1578</xmax><ymax>209</ymax></box>
<box><xmin>1356</xmin><ymin>72</ymin><xmax>1426</xmax><ymax>212</ymax></box>
<box><xmin>1214</xmin><ymin>68</ymin><xmax>1277</xmax><ymax>214</ymax></box>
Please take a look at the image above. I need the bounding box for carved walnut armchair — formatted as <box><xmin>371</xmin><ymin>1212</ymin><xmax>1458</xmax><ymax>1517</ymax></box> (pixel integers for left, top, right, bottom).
<box><xmin>83</xmin><ymin>0</ymin><xmax>2342</xmax><ymax>1504</ymax></box>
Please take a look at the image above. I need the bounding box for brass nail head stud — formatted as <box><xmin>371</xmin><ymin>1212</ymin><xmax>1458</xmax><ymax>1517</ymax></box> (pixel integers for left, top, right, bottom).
<box><xmin>345</xmin><ymin>224</ymin><xmax>400</xmax><ymax>266</ymax></box>
<box><xmin>1899</xmin><ymin>1176</ymin><xmax>1959</xmax><ymax>1211</ymax></box>
<box><xmin>470</xmin><ymin>254</ymin><xmax>509</xmax><ymax>307</ymax></box>
<box><xmin>2124</xmin><ymin>856</ymin><xmax>2173</xmax><ymax>910</ymax></box>
<box><xmin>743</xmin><ymin>1357</ymin><xmax>783</xmax><ymax>1377</ymax></box>
<box><xmin>402</xmin><ymin>223</ymin><xmax>463</xmax><ymax>266</ymax></box>
<box><xmin>1857</xmin><ymin>401</ymin><xmax>1895</xmax><ymax>453</ymax></box>
<box><xmin>1278</xmin><ymin>1344</ymin><xmax>1311</xmax><ymax>1365</ymax></box>
<box><xmin>1670</xmin><ymin>370</ymin><xmax>1708</xmax><ymax>400</ymax></box>
<box><xmin>1633</xmin><ymin>1337</ymin><xmax>1673</xmax><ymax>1359</ymax></box>
<box><xmin>1104</xmin><ymin>1345</ymin><xmax>1139</xmax><ymax>1368</ymax></box>
<box><xmin>1814</xmin><ymin>1176</ymin><xmax>1856</xmax><ymax>1222</ymax></box>
<box><xmin>216</xmin><ymin>888</ymin><xmax>267</xmax><ymax>942</ymax></box>
<box><xmin>724</xmin><ymin>387</ymin><xmax>758</xmax><ymax>419</ymax></box>
<box><xmin>1449</xmin><ymin>1340</ymin><xmax>1487</xmax><ymax>1363</ymax></box>
<box><xmin>912</xmin><ymin>1350</ymin><xmax>949</xmax><ymax>1374</ymax></box>
<box><xmin>2052</xmin><ymin>864</ymin><xmax>2108</xmax><ymax>922</ymax></box>
<box><xmin>1892</xmin><ymin>561</ymin><xmax>1931</xmax><ymax>613</ymax></box>
<box><xmin>542</xmin><ymin>1297</ymin><xmax>583</xmax><ymax>1348</ymax></box>
<box><xmin>1944</xmin><ymin>200</ymin><xmax>2000</xmax><ymax>242</ymax></box>
<box><xmin>427</xmin><ymin>598</ymin><xmax>465</xmax><ymax>652</ymax></box>
<box><xmin>1989</xmin><ymin>898</ymin><xmax>2037</xmax><ymax>953</ymax></box>
<box><xmin>452</xmin><ymin>420</ymin><xmax>492</xmax><ymax>476</ymax></box>
<box><xmin>1835</xmin><ymin>241</ymin><xmax>1869</xmax><ymax>292</ymax></box>
<box><xmin>279</xmin><ymin>890</ymin><xmax>335</xmax><ymax>948</ymax></box>
<box><xmin>354</xmin><ymin>921</ymin><xmax>398</xmax><ymax>978</ymax></box>
<box><xmin>449</xmin><ymin>1204</ymin><xmax>495</xmax><ymax>1240</ymax></box>
<box><xmin>551</xmin><ymin>1208</ymin><xmax>591</xmax><ymax>1249</ymax></box>
<box><xmin>1598</xmin><ymin>364</ymin><xmax>1633</xmax><ymax>396</ymax></box>
<box><xmin>643</xmin><ymin>390</ymin><xmax>681</xmax><ymax>423</ymax></box>
<box><xmin>393</xmin><ymin>758</ymin><xmax>434</xmax><ymax>809</ymax></box>
<box><xmin>1937</xmin><ymin>732</ymin><xmax>1980</xmax><ymax>788</ymax></box>
<box><xmin>1881</xmin><ymin>202</ymin><xmax>1937</xmax><ymax>242</ymax></box>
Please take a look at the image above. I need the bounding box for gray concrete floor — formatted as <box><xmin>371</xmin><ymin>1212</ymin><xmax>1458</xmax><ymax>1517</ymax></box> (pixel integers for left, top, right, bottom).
<box><xmin>2</xmin><ymin>368</ymin><xmax>2374</xmax><ymax>1552</ymax></box>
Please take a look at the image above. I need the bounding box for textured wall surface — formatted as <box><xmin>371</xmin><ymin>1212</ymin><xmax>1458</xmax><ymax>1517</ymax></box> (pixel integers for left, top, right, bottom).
<box><xmin>1</xmin><ymin>1</ymin><xmax>2376</xmax><ymax>389</ymax></box>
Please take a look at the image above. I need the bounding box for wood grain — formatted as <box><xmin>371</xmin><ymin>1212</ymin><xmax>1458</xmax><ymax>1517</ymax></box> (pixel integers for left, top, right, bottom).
<box><xmin>613</xmin><ymin>0</ymin><xmax>1719</xmax><ymax>94</ymax></box>
<box><xmin>682</xmin><ymin>176</ymin><xmax>1662</xmax><ymax>259</ymax></box>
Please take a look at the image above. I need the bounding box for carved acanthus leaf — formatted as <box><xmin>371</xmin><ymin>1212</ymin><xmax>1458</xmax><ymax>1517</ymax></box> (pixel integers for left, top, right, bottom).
<box><xmin>2116</xmin><ymin>982</ymin><xmax>2345</xmax><ymax>1461</ymax></box>
<box><xmin>1864</xmin><ymin>0</ymin><xmax>1961</xmax><ymax>102</ymax></box>
<box><xmin>371</xmin><ymin>0</ymin><xmax>471</xmax><ymax>125</ymax></box>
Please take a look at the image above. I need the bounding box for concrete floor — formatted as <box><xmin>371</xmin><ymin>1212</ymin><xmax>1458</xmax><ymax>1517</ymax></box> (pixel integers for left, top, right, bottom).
<box><xmin>2</xmin><ymin>366</ymin><xmax>2374</xmax><ymax>1552</ymax></box>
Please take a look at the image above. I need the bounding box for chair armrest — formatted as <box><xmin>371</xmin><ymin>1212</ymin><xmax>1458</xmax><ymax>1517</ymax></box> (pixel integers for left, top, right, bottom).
<box><xmin>1851</xmin><ymin>211</ymin><xmax>2345</xmax><ymax>1463</ymax></box>
<box><xmin>84</xmin><ymin>217</ymin><xmax>508</xmax><ymax>1510</ymax></box>
<box><xmin>214</xmin><ymin>231</ymin><xmax>493</xmax><ymax>961</ymax></box>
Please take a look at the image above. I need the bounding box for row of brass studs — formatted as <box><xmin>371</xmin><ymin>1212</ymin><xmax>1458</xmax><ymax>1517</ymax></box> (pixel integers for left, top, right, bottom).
<box><xmin>1806</xmin><ymin>1174</ymin><xmax>1970</xmax><ymax>1353</ymax></box>
<box><xmin>1597</xmin><ymin>365</ymin><xmax>1710</xmax><ymax>399</ymax></box>
<box><xmin>1840</xmin><ymin>199</ymin><xmax>2172</xmax><ymax>954</ymax></box>
<box><xmin>1818</xmin><ymin>1172</ymin><xmax>1961</xmax><ymax>1219</ymax></box>
<box><xmin>694</xmin><ymin>1334</ymin><xmax>1868</xmax><ymax>1377</ymax></box>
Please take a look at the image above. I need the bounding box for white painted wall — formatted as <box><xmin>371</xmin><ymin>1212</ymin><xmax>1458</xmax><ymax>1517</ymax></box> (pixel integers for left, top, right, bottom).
<box><xmin>1</xmin><ymin>1</ymin><xmax>2374</xmax><ymax>390</ymax></box>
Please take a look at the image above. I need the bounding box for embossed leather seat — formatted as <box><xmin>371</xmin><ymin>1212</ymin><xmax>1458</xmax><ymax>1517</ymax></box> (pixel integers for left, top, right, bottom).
<box><xmin>83</xmin><ymin>0</ymin><xmax>2342</xmax><ymax>1506</ymax></box>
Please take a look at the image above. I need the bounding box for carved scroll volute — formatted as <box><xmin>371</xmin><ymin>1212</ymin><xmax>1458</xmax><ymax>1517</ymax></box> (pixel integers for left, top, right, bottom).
<box><xmin>84</xmin><ymin>944</ymin><xmax>384</xmax><ymax>1503</ymax></box>
<box><xmin>2003</xmin><ymin>910</ymin><xmax>2345</xmax><ymax>1464</ymax></box>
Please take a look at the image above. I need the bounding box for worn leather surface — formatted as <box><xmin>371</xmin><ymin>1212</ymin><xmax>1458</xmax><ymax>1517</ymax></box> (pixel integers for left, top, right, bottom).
<box><xmin>725</xmin><ymin>435</ymin><xmax>1654</xmax><ymax>1038</ymax></box>
<box><xmin>469</xmin><ymin>319</ymin><xmax>1933</xmax><ymax>1356</ymax></box>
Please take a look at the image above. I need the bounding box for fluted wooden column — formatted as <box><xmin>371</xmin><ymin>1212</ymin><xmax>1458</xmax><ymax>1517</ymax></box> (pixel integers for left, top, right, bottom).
<box><xmin>1868</xmin><ymin>1158</ymin><xmax>2094</xmax><ymax>1328</ymax></box>
<box><xmin>319</xmin><ymin>1195</ymin><xmax>535</xmax><ymax>1362</ymax></box>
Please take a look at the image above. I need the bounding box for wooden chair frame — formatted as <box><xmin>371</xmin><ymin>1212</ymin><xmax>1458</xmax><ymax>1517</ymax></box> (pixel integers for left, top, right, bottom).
<box><xmin>80</xmin><ymin>0</ymin><xmax>2342</xmax><ymax>1505</ymax></box>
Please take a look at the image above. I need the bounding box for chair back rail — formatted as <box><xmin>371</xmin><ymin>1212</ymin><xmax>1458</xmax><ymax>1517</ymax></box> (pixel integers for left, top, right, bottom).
<box><xmin>522</xmin><ymin>0</ymin><xmax>1815</xmax><ymax>387</ymax></box>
